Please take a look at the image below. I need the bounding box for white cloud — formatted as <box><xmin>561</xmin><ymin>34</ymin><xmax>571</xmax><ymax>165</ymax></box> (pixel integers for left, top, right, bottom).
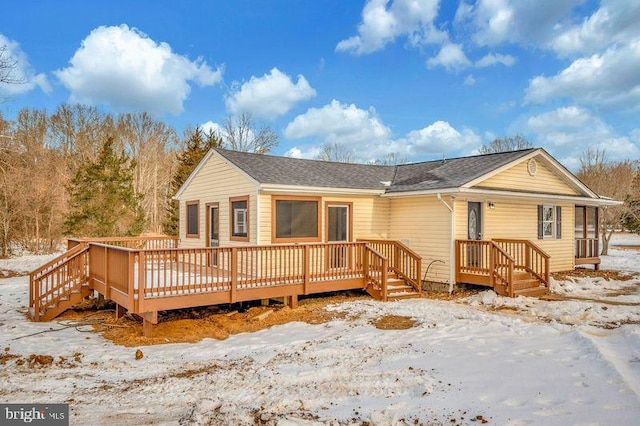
<box><xmin>336</xmin><ymin>0</ymin><xmax>446</xmax><ymax>55</ymax></box>
<box><xmin>55</xmin><ymin>25</ymin><xmax>223</xmax><ymax>115</ymax></box>
<box><xmin>551</xmin><ymin>0</ymin><xmax>640</xmax><ymax>57</ymax></box>
<box><xmin>427</xmin><ymin>43</ymin><xmax>471</xmax><ymax>70</ymax></box>
<box><xmin>463</xmin><ymin>74</ymin><xmax>476</xmax><ymax>86</ymax></box>
<box><xmin>525</xmin><ymin>106</ymin><xmax>640</xmax><ymax>170</ymax></box>
<box><xmin>200</xmin><ymin>120</ymin><xmax>224</xmax><ymax>136</ymax></box>
<box><xmin>403</xmin><ymin>120</ymin><xmax>481</xmax><ymax>156</ymax></box>
<box><xmin>525</xmin><ymin>39</ymin><xmax>640</xmax><ymax>109</ymax></box>
<box><xmin>225</xmin><ymin>68</ymin><xmax>316</xmax><ymax>119</ymax></box>
<box><xmin>475</xmin><ymin>52</ymin><xmax>516</xmax><ymax>67</ymax></box>
<box><xmin>455</xmin><ymin>0</ymin><xmax>581</xmax><ymax>47</ymax></box>
<box><xmin>285</xmin><ymin>100</ymin><xmax>392</xmax><ymax>147</ymax></box>
<box><xmin>0</xmin><ymin>34</ymin><xmax>51</xmax><ymax>96</ymax></box>
<box><xmin>285</xmin><ymin>101</ymin><xmax>481</xmax><ymax>162</ymax></box>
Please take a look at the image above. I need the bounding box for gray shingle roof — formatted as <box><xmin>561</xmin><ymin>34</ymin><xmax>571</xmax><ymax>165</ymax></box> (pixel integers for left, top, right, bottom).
<box><xmin>388</xmin><ymin>148</ymin><xmax>536</xmax><ymax>192</ymax></box>
<box><xmin>214</xmin><ymin>147</ymin><xmax>537</xmax><ymax>193</ymax></box>
<box><xmin>215</xmin><ymin>148</ymin><xmax>395</xmax><ymax>190</ymax></box>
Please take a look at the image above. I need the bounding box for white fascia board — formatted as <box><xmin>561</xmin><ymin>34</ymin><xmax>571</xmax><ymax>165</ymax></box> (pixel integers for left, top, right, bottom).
<box><xmin>383</xmin><ymin>187</ymin><xmax>621</xmax><ymax>205</ymax></box>
<box><xmin>260</xmin><ymin>184</ymin><xmax>385</xmax><ymax>196</ymax></box>
<box><xmin>382</xmin><ymin>188</ymin><xmax>461</xmax><ymax>198</ymax></box>
<box><xmin>459</xmin><ymin>187</ymin><xmax>621</xmax><ymax>205</ymax></box>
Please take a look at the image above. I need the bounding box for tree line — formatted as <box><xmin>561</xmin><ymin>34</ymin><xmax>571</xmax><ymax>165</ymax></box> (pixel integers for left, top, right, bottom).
<box><xmin>0</xmin><ymin>105</ymin><xmax>276</xmax><ymax>257</ymax></box>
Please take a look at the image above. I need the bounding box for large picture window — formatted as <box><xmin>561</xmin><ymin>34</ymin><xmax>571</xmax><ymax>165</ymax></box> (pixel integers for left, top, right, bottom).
<box><xmin>272</xmin><ymin>196</ymin><xmax>320</xmax><ymax>243</ymax></box>
<box><xmin>186</xmin><ymin>201</ymin><xmax>199</xmax><ymax>238</ymax></box>
<box><xmin>230</xmin><ymin>196</ymin><xmax>249</xmax><ymax>241</ymax></box>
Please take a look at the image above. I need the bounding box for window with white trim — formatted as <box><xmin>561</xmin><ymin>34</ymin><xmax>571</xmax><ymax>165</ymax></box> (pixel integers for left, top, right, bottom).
<box><xmin>542</xmin><ymin>206</ymin><xmax>555</xmax><ymax>238</ymax></box>
<box><xmin>538</xmin><ymin>205</ymin><xmax>562</xmax><ymax>240</ymax></box>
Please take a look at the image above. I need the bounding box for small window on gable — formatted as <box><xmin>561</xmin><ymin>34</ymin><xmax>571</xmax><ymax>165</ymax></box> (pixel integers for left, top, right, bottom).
<box><xmin>538</xmin><ymin>205</ymin><xmax>562</xmax><ymax>240</ymax></box>
<box><xmin>230</xmin><ymin>196</ymin><xmax>249</xmax><ymax>241</ymax></box>
<box><xmin>186</xmin><ymin>201</ymin><xmax>199</xmax><ymax>238</ymax></box>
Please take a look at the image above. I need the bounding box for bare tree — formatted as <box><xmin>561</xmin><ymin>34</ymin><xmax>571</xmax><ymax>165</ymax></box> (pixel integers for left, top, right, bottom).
<box><xmin>478</xmin><ymin>135</ymin><xmax>533</xmax><ymax>154</ymax></box>
<box><xmin>370</xmin><ymin>152</ymin><xmax>408</xmax><ymax>165</ymax></box>
<box><xmin>0</xmin><ymin>44</ymin><xmax>25</xmax><ymax>86</ymax></box>
<box><xmin>221</xmin><ymin>113</ymin><xmax>278</xmax><ymax>154</ymax></box>
<box><xmin>116</xmin><ymin>112</ymin><xmax>178</xmax><ymax>233</ymax></box>
<box><xmin>577</xmin><ymin>148</ymin><xmax>639</xmax><ymax>255</ymax></box>
<box><xmin>316</xmin><ymin>142</ymin><xmax>356</xmax><ymax>163</ymax></box>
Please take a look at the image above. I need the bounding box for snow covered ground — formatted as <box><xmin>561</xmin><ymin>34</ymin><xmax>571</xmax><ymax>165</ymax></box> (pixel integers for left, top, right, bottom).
<box><xmin>1</xmin><ymin>235</ymin><xmax>640</xmax><ymax>425</ymax></box>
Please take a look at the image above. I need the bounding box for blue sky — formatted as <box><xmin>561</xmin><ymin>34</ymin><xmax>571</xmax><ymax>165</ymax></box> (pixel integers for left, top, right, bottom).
<box><xmin>1</xmin><ymin>0</ymin><xmax>639</xmax><ymax>169</ymax></box>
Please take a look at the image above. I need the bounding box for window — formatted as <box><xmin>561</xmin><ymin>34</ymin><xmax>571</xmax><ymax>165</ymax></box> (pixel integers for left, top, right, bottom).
<box><xmin>272</xmin><ymin>196</ymin><xmax>320</xmax><ymax>243</ymax></box>
<box><xmin>538</xmin><ymin>205</ymin><xmax>562</xmax><ymax>239</ymax></box>
<box><xmin>230</xmin><ymin>196</ymin><xmax>249</xmax><ymax>241</ymax></box>
<box><xmin>542</xmin><ymin>206</ymin><xmax>555</xmax><ymax>237</ymax></box>
<box><xmin>186</xmin><ymin>201</ymin><xmax>199</xmax><ymax>238</ymax></box>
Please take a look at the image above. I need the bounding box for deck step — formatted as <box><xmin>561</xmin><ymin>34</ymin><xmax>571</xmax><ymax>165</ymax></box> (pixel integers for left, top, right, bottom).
<box><xmin>512</xmin><ymin>278</ymin><xmax>541</xmax><ymax>290</ymax></box>
<box><xmin>514</xmin><ymin>286</ymin><xmax>548</xmax><ymax>298</ymax></box>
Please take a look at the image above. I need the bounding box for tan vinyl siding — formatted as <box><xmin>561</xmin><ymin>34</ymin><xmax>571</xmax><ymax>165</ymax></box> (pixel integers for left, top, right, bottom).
<box><xmin>178</xmin><ymin>154</ymin><xmax>257</xmax><ymax>248</ymax></box>
<box><xmin>389</xmin><ymin>196</ymin><xmax>453</xmax><ymax>283</ymax></box>
<box><xmin>455</xmin><ymin>198</ymin><xmax>575</xmax><ymax>272</ymax></box>
<box><xmin>477</xmin><ymin>157</ymin><xmax>580</xmax><ymax>196</ymax></box>
<box><xmin>258</xmin><ymin>193</ymin><xmax>390</xmax><ymax>243</ymax></box>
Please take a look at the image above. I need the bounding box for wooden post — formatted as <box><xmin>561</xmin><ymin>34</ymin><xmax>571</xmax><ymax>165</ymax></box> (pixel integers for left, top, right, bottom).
<box><xmin>137</xmin><ymin>251</ymin><xmax>146</xmax><ymax>313</ymax></box>
<box><xmin>287</xmin><ymin>294</ymin><xmax>298</xmax><ymax>309</ymax></box>
<box><xmin>381</xmin><ymin>259</ymin><xmax>388</xmax><ymax>301</ymax></box>
<box><xmin>115</xmin><ymin>304</ymin><xmax>126</xmax><ymax>319</ymax></box>
<box><xmin>303</xmin><ymin>245</ymin><xmax>310</xmax><ymax>295</ymax></box>
<box><xmin>362</xmin><ymin>246</ymin><xmax>369</xmax><ymax>289</ymax></box>
<box><xmin>230</xmin><ymin>248</ymin><xmax>237</xmax><ymax>303</ymax></box>
<box><xmin>454</xmin><ymin>241</ymin><xmax>460</xmax><ymax>283</ymax></box>
<box><xmin>142</xmin><ymin>311</ymin><xmax>158</xmax><ymax>338</ymax></box>
<box><xmin>489</xmin><ymin>244</ymin><xmax>495</xmax><ymax>287</ymax></box>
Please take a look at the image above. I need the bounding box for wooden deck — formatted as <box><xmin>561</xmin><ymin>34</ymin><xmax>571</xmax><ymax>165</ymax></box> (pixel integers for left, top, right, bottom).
<box><xmin>29</xmin><ymin>237</ymin><xmax>422</xmax><ymax>335</ymax></box>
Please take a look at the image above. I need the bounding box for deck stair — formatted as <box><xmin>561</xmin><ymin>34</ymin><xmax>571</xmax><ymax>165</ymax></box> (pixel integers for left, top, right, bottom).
<box><xmin>494</xmin><ymin>270</ymin><xmax>548</xmax><ymax>298</ymax></box>
<box><xmin>365</xmin><ymin>270</ymin><xmax>421</xmax><ymax>301</ymax></box>
<box><xmin>29</xmin><ymin>243</ymin><xmax>91</xmax><ymax>322</ymax></box>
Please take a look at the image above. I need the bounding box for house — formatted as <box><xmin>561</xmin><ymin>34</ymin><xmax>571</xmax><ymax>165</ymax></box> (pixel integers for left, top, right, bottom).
<box><xmin>28</xmin><ymin>147</ymin><xmax>618</xmax><ymax>333</ymax></box>
<box><xmin>175</xmin><ymin>147</ymin><xmax>618</xmax><ymax>296</ymax></box>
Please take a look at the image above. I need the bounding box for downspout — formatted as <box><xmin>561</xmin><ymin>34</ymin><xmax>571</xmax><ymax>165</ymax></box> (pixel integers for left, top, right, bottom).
<box><xmin>437</xmin><ymin>193</ymin><xmax>455</xmax><ymax>294</ymax></box>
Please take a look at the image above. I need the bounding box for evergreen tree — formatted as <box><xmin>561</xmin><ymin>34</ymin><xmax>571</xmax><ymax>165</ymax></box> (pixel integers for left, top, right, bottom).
<box><xmin>64</xmin><ymin>137</ymin><xmax>146</xmax><ymax>237</ymax></box>
<box><xmin>162</xmin><ymin>127</ymin><xmax>222</xmax><ymax>235</ymax></box>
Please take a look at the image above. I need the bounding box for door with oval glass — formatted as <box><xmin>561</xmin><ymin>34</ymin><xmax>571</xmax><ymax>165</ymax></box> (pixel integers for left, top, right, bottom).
<box><xmin>467</xmin><ymin>202</ymin><xmax>482</xmax><ymax>268</ymax></box>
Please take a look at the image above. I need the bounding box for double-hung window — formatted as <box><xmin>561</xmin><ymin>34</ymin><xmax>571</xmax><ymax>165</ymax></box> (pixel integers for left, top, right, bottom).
<box><xmin>538</xmin><ymin>205</ymin><xmax>562</xmax><ymax>239</ymax></box>
<box><xmin>230</xmin><ymin>196</ymin><xmax>249</xmax><ymax>241</ymax></box>
<box><xmin>186</xmin><ymin>201</ymin><xmax>199</xmax><ymax>238</ymax></box>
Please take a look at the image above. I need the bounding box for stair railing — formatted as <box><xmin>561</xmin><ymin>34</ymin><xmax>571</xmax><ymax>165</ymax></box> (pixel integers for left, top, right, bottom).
<box><xmin>493</xmin><ymin>239</ymin><xmax>550</xmax><ymax>288</ymax></box>
<box><xmin>29</xmin><ymin>243</ymin><xmax>90</xmax><ymax>321</ymax></box>
<box><xmin>359</xmin><ymin>239</ymin><xmax>422</xmax><ymax>294</ymax></box>
<box><xmin>363</xmin><ymin>245</ymin><xmax>388</xmax><ymax>301</ymax></box>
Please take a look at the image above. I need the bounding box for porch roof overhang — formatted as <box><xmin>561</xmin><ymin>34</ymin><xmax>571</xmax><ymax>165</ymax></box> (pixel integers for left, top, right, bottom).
<box><xmin>381</xmin><ymin>187</ymin><xmax>623</xmax><ymax>206</ymax></box>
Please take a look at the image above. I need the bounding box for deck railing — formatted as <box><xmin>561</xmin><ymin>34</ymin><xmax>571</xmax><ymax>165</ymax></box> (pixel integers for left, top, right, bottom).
<box><xmin>81</xmin><ymin>242</ymin><xmax>381</xmax><ymax>314</ymax></box>
<box><xmin>575</xmin><ymin>237</ymin><xmax>599</xmax><ymax>259</ymax></box>
<box><xmin>358</xmin><ymin>239</ymin><xmax>422</xmax><ymax>294</ymax></box>
<box><xmin>493</xmin><ymin>239</ymin><xmax>550</xmax><ymax>287</ymax></box>
<box><xmin>29</xmin><ymin>242</ymin><xmax>90</xmax><ymax>321</ymax></box>
<box><xmin>455</xmin><ymin>240</ymin><xmax>515</xmax><ymax>296</ymax></box>
<box><xmin>68</xmin><ymin>236</ymin><xmax>179</xmax><ymax>250</ymax></box>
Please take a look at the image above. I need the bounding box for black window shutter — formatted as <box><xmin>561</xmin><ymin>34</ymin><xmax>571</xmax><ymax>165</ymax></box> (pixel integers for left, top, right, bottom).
<box><xmin>537</xmin><ymin>205</ymin><xmax>543</xmax><ymax>239</ymax></box>
<box><xmin>556</xmin><ymin>206</ymin><xmax>562</xmax><ymax>239</ymax></box>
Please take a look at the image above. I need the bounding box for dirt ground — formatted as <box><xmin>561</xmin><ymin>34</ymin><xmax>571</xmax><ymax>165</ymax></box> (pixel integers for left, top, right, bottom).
<box><xmin>55</xmin><ymin>288</ymin><xmax>479</xmax><ymax>347</ymax></box>
<box><xmin>37</xmin><ymin>268</ymin><xmax>630</xmax><ymax>348</ymax></box>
